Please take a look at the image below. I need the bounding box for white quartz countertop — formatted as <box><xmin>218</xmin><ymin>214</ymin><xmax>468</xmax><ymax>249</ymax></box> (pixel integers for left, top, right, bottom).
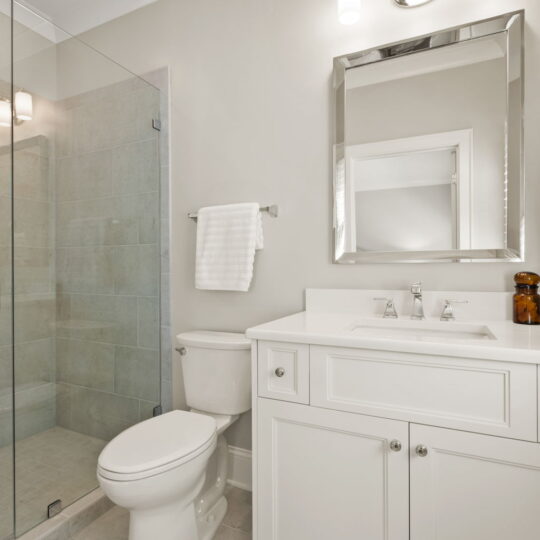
<box><xmin>246</xmin><ymin>311</ymin><xmax>540</xmax><ymax>364</ymax></box>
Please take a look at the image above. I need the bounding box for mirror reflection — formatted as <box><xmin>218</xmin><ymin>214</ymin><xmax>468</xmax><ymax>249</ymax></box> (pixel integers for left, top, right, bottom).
<box><xmin>334</xmin><ymin>12</ymin><xmax>524</xmax><ymax>263</ymax></box>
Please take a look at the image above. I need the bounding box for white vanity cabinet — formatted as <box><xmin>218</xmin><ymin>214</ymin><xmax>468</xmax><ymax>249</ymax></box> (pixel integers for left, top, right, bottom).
<box><xmin>257</xmin><ymin>398</ymin><xmax>409</xmax><ymax>540</ymax></box>
<box><xmin>410</xmin><ymin>424</ymin><xmax>540</xmax><ymax>540</ymax></box>
<box><xmin>252</xmin><ymin>340</ymin><xmax>540</xmax><ymax>540</ymax></box>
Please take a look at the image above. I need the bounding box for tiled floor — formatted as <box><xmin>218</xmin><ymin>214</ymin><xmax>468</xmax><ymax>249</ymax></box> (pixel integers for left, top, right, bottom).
<box><xmin>74</xmin><ymin>486</ymin><xmax>253</xmax><ymax>539</ymax></box>
<box><xmin>0</xmin><ymin>426</ymin><xmax>106</xmax><ymax>538</ymax></box>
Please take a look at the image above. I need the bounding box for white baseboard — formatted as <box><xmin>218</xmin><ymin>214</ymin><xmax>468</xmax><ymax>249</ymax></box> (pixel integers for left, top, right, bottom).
<box><xmin>227</xmin><ymin>445</ymin><xmax>252</xmax><ymax>492</ymax></box>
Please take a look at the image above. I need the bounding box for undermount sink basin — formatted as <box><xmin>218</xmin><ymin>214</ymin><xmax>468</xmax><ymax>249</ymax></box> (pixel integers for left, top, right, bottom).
<box><xmin>349</xmin><ymin>319</ymin><xmax>496</xmax><ymax>342</ymax></box>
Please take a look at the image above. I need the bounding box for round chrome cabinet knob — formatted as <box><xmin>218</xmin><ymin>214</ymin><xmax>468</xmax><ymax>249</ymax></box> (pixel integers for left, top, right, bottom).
<box><xmin>416</xmin><ymin>444</ymin><xmax>428</xmax><ymax>457</ymax></box>
<box><xmin>389</xmin><ymin>440</ymin><xmax>402</xmax><ymax>452</ymax></box>
<box><xmin>274</xmin><ymin>367</ymin><xmax>285</xmax><ymax>378</ymax></box>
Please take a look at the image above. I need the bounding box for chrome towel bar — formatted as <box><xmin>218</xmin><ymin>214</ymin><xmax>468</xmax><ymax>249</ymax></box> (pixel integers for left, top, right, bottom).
<box><xmin>188</xmin><ymin>204</ymin><xmax>279</xmax><ymax>221</ymax></box>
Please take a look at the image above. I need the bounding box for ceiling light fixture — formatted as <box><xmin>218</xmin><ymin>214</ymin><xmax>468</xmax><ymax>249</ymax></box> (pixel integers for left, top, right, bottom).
<box><xmin>338</xmin><ymin>0</ymin><xmax>361</xmax><ymax>25</ymax></box>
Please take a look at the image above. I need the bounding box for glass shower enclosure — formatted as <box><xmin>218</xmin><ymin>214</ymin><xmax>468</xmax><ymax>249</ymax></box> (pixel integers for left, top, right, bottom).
<box><xmin>0</xmin><ymin>1</ymin><xmax>162</xmax><ymax>536</ymax></box>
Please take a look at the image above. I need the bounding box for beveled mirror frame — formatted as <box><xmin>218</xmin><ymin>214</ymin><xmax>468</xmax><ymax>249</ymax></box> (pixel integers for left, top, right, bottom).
<box><xmin>333</xmin><ymin>11</ymin><xmax>524</xmax><ymax>264</ymax></box>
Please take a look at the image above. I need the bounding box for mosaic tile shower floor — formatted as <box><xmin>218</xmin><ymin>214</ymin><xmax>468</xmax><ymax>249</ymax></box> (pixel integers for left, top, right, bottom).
<box><xmin>0</xmin><ymin>427</ymin><xmax>106</xmax><ymax>538</ymax></box>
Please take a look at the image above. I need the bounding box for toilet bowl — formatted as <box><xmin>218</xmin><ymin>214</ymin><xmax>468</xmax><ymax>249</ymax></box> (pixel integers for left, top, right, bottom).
<box><xmin>98</xmin><ymin>410</ymin><xmax>217</xmax><ymax>540</ymax></box>
<box><xmin>97</xmin><ymin>331</ymin><xmax>251</xmax><ymax>540</ymax></box>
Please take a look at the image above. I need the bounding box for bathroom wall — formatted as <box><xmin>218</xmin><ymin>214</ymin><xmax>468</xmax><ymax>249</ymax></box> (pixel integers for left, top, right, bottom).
<box><xmin>75</xmin><ymin>0</ymin><xmax>540</xmax><ymax>450</ymax></box>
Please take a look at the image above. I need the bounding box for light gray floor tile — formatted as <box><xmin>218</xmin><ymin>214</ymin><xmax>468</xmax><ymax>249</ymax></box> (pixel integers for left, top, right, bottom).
<box><xmin>73</xmin><ymin>506</ymin><xmax>129</xmax><ymax>540</ymax></box>
<box><xmin>73</xmin><ymin>486</ymin><xmax>252</xmax><ymax>539</ymax></box>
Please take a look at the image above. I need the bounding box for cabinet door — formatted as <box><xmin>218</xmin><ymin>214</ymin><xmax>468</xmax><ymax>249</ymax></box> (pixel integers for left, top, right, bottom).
<box><xmin>411</xmin><ymin>424</ymin><xmax>540</xmax><ymax>540</ymax></box>
<box><xmin>257</xmin><ymin>341</ymin><xmax>309</xmax><ymax>403</ymax></box>
<box><xmin>257</xmin><ymin>398</ymin><xmax>409</xmax><ymax>540</ymax></box>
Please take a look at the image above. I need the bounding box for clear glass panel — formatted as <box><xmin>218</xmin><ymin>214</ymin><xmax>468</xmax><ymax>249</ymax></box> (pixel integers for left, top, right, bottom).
<box><xmin>12</xmin><ymin>2</ymin><xmax>161</xmax><ymax>534</ymax></box>
<box><xmin>0</xmin><ymin>1</ymin><xmax>13</xmax><ymax>538</ymax></box>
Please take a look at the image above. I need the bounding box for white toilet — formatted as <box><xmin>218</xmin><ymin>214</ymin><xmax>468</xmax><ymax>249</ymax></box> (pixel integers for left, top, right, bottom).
<box><xmin>97</xmin><ymin>331</ymin><xmax>251</xmax><ymax>540</ymax></box>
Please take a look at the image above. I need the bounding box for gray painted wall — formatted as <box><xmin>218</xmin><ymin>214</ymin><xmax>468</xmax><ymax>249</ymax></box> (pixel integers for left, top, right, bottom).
<box><xmin>76</xmin><ymin>0</ymin><xmax>540</xmax><ymax>450</ymax></box>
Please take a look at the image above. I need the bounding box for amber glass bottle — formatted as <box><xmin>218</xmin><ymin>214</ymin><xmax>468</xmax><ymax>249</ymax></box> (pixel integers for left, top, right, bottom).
<box><xmin>513</xmin><ymin>272</ymin><xmax>540</xmax><ymax>325</ymax></box>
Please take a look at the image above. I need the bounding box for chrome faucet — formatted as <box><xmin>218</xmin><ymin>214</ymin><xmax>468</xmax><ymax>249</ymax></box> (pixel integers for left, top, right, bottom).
<box><xmin>410</xmin><ymin>282</ymin><xmax>425</xmax><ymax>320</ymax></box>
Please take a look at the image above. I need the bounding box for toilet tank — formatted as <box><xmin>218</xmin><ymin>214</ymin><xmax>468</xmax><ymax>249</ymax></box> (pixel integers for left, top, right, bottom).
<box><xmin>176</xmin><ymin>331</ymin><xmax>251</xmax><ymax>415</ymax></box>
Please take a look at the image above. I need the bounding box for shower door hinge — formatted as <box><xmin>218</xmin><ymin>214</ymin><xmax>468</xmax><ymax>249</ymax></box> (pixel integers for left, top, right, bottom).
<box><xmin>47</xmin><ymin>499</ymin><xmax>62</xmax><ymax>519</ymax></box>
<box><xmin>153</xmin><ymin>405</ymin><xmax>163</xmax><ymax>417</ymax></box>
<box><xmin>152</xmin><ymin>118</ymin><xmax>162</xmax><ymax>131</ymax></box>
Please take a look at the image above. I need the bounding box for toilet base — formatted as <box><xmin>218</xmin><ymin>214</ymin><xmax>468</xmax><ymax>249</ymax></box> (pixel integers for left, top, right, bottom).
<box><xmin>129</xmin><ymin>500</ymin><xmax>198</xmax><ymax>540</ymax></box>
<box><xmin>198</xmin><ymin>496</ymin><xmax>228</xmax><ymax>540</ymax></box>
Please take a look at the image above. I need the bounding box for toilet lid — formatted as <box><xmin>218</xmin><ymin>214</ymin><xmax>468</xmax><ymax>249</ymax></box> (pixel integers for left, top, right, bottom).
<box><xmin>98</xmin><ymin>411</ymin><xmax>216</xmax><ymax>478</ymax></box>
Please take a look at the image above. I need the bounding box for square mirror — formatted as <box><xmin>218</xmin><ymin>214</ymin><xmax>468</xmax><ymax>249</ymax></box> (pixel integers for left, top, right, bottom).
<box><xmin>333</xmin><ymin>11</ymin><xmax>524</xmax><ymax>263</ymax></box>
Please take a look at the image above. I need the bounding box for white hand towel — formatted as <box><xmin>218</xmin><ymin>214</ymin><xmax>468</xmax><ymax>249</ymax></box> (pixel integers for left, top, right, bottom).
<box><xmin>195</xmin><ymin>203</ymin><xmax>263</xmax><ymax>291</ymax></box>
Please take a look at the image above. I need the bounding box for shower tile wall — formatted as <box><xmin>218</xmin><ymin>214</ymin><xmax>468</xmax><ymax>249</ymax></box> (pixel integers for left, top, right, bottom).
<box><xmin>55</xmin><ymin>76</ymin><xmax>164</xmax><ymax>441</ymax></box>
<box><xmin>0</xmin><ymin>135</ymin><xmax>56</xmax><ymax>447</ymax></box>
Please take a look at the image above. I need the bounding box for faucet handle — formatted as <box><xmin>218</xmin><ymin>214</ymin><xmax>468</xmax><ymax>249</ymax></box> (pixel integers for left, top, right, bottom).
<box><xmin>374</xmin><ymin>297</ymin><xmax>398</xmax><ymax>319</ymax></box>
<box><xmin>440</xmin><ymin>299</ymin><xmax>469</xmax><ymax>321</ymax></box>
<box><xmin>411</xmin><ymin>281</ymin><xmax>422</xmax><ymax>295</ymax></box>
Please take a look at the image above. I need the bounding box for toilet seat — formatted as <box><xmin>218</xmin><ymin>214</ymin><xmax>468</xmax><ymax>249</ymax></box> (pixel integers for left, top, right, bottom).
<box><xmin>98</xmin><ymin>410</ymin><xmax>217</xmax><ymax>482</ymax></box>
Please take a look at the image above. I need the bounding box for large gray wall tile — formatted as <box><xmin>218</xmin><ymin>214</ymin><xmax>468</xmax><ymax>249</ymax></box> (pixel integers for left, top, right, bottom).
<box><xmin>114</xmin><ymin>244</ymin><xmax>159</xmax><ymax>296</ymax></box>
<box><xmin>56</xmin><ymin>294</ymin><xmax>137</xmax><ymax>346</ymax></box>
<box><xmin>112</xmin><ymin>140</ymin><xmax>159</xmax><ymax>196</ymax></box>
<box><xmin>15</xmin><ymin>338</ymin><xmax>55</xmax><ymax>386</ymax></box>
<box><xmin>57</xmin><ymin>247</ymin><xmax>115</xmax><ymax>294</ymax></box>
<box><xmin>56</xmin><ymin>338</ymin><xmax>114</xmax><ymax>392</ymax></box>
<box><xmin>56</xmin><ymin>150</ymin><xmax>112</xmax><ymax>202</ymax></box>
<box><xmin>114</xmin><ymin>346</ymin><xmax>159</xmax><ymax>402</ymax></box>
<box><xmin>64</xmin><ymin>386</ymin><xmax>139</xmax><ymax>441</ymax></box>
<box><xmin>137</xmin><ymin>297</ymin><xmax>159</xmax><ymax>349</ymax></box>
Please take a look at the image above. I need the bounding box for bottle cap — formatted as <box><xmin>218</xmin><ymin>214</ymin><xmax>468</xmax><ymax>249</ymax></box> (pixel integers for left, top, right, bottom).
<box><xmin>514</xmin><ymin>272</ymin><xmax>540</xmax><ymax>287</ymax></box>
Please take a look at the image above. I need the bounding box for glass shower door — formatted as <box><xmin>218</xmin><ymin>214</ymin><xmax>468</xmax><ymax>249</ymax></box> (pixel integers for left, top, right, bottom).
<box><xmin>11</xmin><ymin>1</ymin><xmax>162</xmax><ymax>535</ymax></box>
<box><xmin>0</xmin><ymin>1</ymin><xmax>13</xmax><ymax>538</ymax></box>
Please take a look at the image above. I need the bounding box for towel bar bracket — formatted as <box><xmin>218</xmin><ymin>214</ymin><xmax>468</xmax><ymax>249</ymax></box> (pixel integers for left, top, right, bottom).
<box><xmin>188</xmin><ymin>204</ymin><xmax>278</xmax><ymax>221</ymax></box>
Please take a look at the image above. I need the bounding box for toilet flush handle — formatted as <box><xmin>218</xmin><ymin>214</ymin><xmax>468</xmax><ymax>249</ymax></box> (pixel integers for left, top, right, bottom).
<box><xmin>176</xmin><ymin>347</ymin><xmax>187</xmax><ymax>356</ymax></box>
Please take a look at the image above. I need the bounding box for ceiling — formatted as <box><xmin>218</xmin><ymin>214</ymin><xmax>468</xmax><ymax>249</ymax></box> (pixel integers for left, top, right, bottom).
<box><xmin>15</xmin><ymin>0</ymin><xmax>158</xmax><ymax>41</ymax></box>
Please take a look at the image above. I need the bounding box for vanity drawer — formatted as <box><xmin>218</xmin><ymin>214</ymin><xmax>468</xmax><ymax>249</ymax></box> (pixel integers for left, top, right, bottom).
<box><xmin>310</xmin><ymin>346</ymin><xmax>537</xmax><ymax>441</ymax></box>
<box><xmin>258</xmin><ymin>341</ymin><xmax>309</xmax><ymax>404</ymax></box>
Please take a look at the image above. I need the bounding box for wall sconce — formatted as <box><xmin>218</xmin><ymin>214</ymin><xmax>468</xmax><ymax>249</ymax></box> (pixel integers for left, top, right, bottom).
<box><xmin>338</xmin><ymin>0</ymin><xmax>361</xmax><ymax>25</ymax></box>
<box><xmin>15</xmin><ymin>91</ymin><xmax>33</xmax><ymax>122</ymax></box>
<box><xmin>0</xmin><ymin>90</ymin><xmax>33</xmax><ymax>127</ymax></box>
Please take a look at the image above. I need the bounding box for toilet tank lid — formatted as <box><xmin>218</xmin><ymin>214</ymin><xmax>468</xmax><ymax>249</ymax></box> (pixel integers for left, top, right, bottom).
<box><xmin>176</xmin><ymin>331</ymin><xmax>251</xmax><ymax>350</ymax></box>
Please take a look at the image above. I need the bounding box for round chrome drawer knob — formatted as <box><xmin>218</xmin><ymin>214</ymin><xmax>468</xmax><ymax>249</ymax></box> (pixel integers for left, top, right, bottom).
<box><xmin>389</xmin><ymin>440</ymin><xmax>402</xmax><ymax>452</ymax></box>
<box><xmin>275</xmin><ymin>367</ymin><xmax>286</xmax><ymax>378</ymax></box>
<box><xmin>416</xmin><ymin>444</ymin><xmax>428</xmax><ymax>457</ymax></box>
